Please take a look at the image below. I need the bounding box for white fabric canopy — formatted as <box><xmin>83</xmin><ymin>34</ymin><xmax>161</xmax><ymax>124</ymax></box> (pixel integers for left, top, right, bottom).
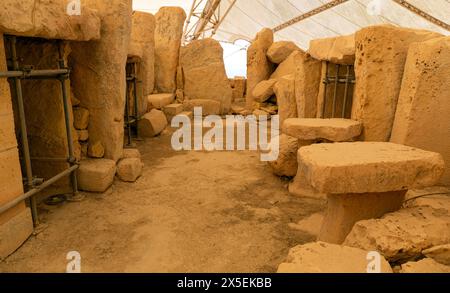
<box><xmin>133</xmin><ymin>0</ymin><xmax>450</xmax><ymax>49</ymax></box>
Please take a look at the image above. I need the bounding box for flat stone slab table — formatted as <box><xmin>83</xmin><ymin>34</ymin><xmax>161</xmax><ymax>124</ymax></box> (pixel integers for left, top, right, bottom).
<box><xmin>298</xmin><ymin>142</ymin><xmax>445</xmax><ymax>244</ymax></box>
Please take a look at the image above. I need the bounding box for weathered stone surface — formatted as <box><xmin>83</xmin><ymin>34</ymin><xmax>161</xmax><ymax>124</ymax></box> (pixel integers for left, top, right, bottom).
<box><xmin>231</xmin><ymin>76</ymin><xmax>246</xmax><ymax>102</ymax></box>
<box><xmin>352</xmin><ymin>25</ymin><xmax>442</xmax><ymax>142</ymax></box>
<box><xmin>88</xmin><ymin>141</ymin><xmax>105</xmax><ymax>158</ymax></box>
<box><xmin>73</xmin><ymin>108</ymin><xmax>89</xmax><ymax>130</ymax></box>
<box><xmin>283</xmin><ymin>118</ymin><xmax>362</xmax><ymax>142</ymax></box>
<box><xmin>268</xmin><ymin>134</ymin><xmax>299</xmax><ymax>177</ymax></box>
<box><xmin>163</xmin><ymin>103</ymin><xmax>183</xmax><ymax>123</ymax></box>
<box><xmin>299</xmin><ymin>142</ymin><xmax>445</xmax><ymax>194</ymax></box>
<box><xmin>0</xmin><ymin>207</ymin><xmax>33</xmax><ymax>260</ymax></box>
<box><xmin>391</xmin><ymin>37</ymin><xmax>450</xmax><ymax>186</ymax></box>
<box><xmin>122</xmin><ymin>148</ymin><xmax>141</xmax><ymax>160</ymax></box>
<box><xmin>70</xmin><ymin>0</ymin><xmax>132</xmax><ymax>162</ymax></box>
<box><xmin>139</xmin><ymin>109</ymin><xmax>168</xmax><ymax>137</ymax></box>
<box><xmin>277</xmin><ymin>242</ymin><xmax>392</xmax><ymax>273</ymax></box>
<box><xmin>289</xmin><ymin>155</ymin><xmax>327</xmax><ymax>200</ymax></box>
<box><xmin>180</xmin><ymin>39</ymin><xmax>232</xmax><ymax>114</ymax></box>
<box><xmin>267</xmin><ymin>41</ymin><xmax>302</xmax><ymax>64</ymax></box>
<box><xmin>270</xmin><ymin>51</ymin><xmax>304</xmax><ymax>80</ymax></box>
<box><xmin>175</xmin><ymin>89</ymin><xmax>184</xmax><ymax>103</ymax></box>
<box><xmin>295</xmin><ymin>54</ymin><xmax>322</xmax><ymax>118</ymax></box>
<box><xmin>77</xmin><ymin>159</ymin><xmax>117</xmax><ymax>193</ymax></box>
<box><xmin>400</xmin><ymin>258</ymin><xmax>450</xmax><ymax>273</ymax></box>
<box><xmin>252</xmin><ymin>79</ymin><xmax>277</xmax><ymax>103</ymax></box>
<box><xmin>77</xmin><ymin>130</ymin><xmax>89</xmax><ymax>142</ymax></box>
<box><xmin>246</xmin><ymin>28</ymin><xmax>275</xmax><ymax>109</ymax></box>
<box><xmin>183</xmin><ymin>99</ymin><xmax>221</xmax><ymax>116</ymax></box>
<box><xmin>154</xmin><ymin>7</ymin><xmax>186</xmax><ymax>93</ymax></box>
<box><xmin>308</xmin><ymin>34</ymin><xmax>355</xmax><ymax>65</ymax></box>
<box><xmin>0</xmin><ymin>0</ymin><xmax>101</xmax><ymax>41</ymax></box>
<box><xmin>423</xmin><ymin>244</ymin><xmax>450</xmax><ymax>266</ymax></box>
<box><xmin>289</xmin><ymin>213</ymin><xmax>324</xmax><ymax>238</ymax></box>
<box><xmin>129</xmin><ymin>11</ymin><xmax>155</xmax><ymax>96</ymax></box>
<box><xmin>176</xmin><ymin>66</ymin><xmax>184</xmax><ymax>90</ymax></box>
<box><xmin>344</xmin><ymin>206</ymin><xmax>450</xmax><ymax>262</ymax></box>
<box><xmin>273</xmin><ymin>75</ymin><xmax>297</xmax><ymax>128</ymax></box>
<box><xmin>117</xmin><ymin>158</ymin><xmax>144</xmax><ymax>182</ymax></box>
<box><xmin>147</xmin><ymin>93</ymin><xmax>175</xmax><ymax>110</ymax></box>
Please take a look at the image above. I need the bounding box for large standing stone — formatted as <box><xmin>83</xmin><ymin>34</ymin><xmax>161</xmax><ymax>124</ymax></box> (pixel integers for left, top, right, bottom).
<box><xmin>154</xmin><ymin>7</ymin><xmax>186</xmax><ymax>93</ymax></box>
<box><xmin>70</xmin><ymin>0</ymin><xmax>132</xmax><ymax>162</ymax></box>
<box><xmin>268</xmin><ymin>134</ymin><xmax>299</xmax><ymax>177</ymax></box>
<box><xmin>352</xmin><ymin>25</ymin><xmax>442</xmax><ymax>141</ymax></box>
<box><xmin>270</xmin><ymin>51</ymin><xmax>303</xmax><ymax>80</ymax></box>
<box><xmin>391</xmin><ymin>37</ymin><xmax>450</xmax><ymax>186</ymax></box>
<box><xmin>273</xmin><ymin>75</ymin><xmax>297</xmax><ymax>127</ymax></box>
<box><xmin>139</xmin><ymin>109</ymin><xmax>168</xmax><ymax>137</ymax></box>
<box><xmin>77</xmin><ymin>159</ymin><xmax>117</xmax><ymax>193</ymax></box>
<box><xmin>277</xmin><ymin>242</ymin><xmax>392</xmax><ymax>273</ymax></box>
<box><xmin>129</xmin><ymin>11</ymin><xmax>155</xmax><ymax>97</ymax></box>
<box><xmin>180</xmin><ymin>38</ymin><xmax>232</xmax><ymax>114</ymax></box>
<box><xmin>246</xmin><ymin>28</ymin><xmax>275</xmax><ymax>109</ymax></box>
<box><xmin>267</xmin><ymin>41</ymin><xmax>302</xmax><ymax>64</ymax></box>
<box><xmin>308</xmin><ymin>34</ymin><xmax>355</xmax><ymax>65</ymax></box>
<box><xmin>294</xmin><ymin>54</ymin><xmax>322</xmax><ymax>118</ymax></box>
<box><xmin>252</xmin><ymin>79</ymin><xmax>277</xmax><ymax>103</ymax></box>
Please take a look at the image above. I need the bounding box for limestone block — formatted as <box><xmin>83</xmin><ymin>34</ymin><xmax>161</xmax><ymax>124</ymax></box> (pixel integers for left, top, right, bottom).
<box><xmin>423</xmin><ymin>244</ymin><xmax>450</xmax><ymax>266</ymax></box>
<box><xmin>0</xmin><ymin>207</ymin><xmax>33</xmax><ymax>260</ymax></box>
<box><xmin>352</xmin><ymin>25</ymin><xmax>442</xmax><ymax>141</ymax></box>
<box><xmin>289</xmin><ymin>154</ymin><xmax>327</xmax><ymax>200</ymax></box>
<box><xmin>0</xmin><ymin>0</ymin><xmax>101</xmax><ymax>41</ymax></box>
<box><xmin>391</xmin><ymin>37</ymin><xmax>450</xmax><ymax>186</ymax></box>
<box><xmin>77</xmin><ymin>130</ymin><xmax>89</xmax><ymax>142</ymax></box>
<box><xmin>129</xmin><ymin>11</ymin><xmax>155</xmax><ymax>96</ymax></box>
<box><xmin>175</xmin><ymin>89</ymin><xmax>184</xmax><ymax>103</ymax></box>
<box><xmin>246</xmin><ymin>28</ymin><xmax>275</xmax><ymax>109</ymax></box>
<box><xmin>70</xmin><ymin>0</ymin><xmax>132</xmax><ymax>162</ymax></box>
<box><xmin>308</xmin><ymin>34</ymin><xmax>355</xmax><ymax>65</ymax></box>
<box><xmin>299</xmin><ymin>142</ymin><xmax>445</xmax><ymax>194</ymax></box>
<box><xmin>122</xmin><ymin>148</ymin><xmax>141</xmax><ymax>160</ymax></box>
<box><xmin>277</xmin><ymin>242</ymin><xmax>392</xmax><ymax>273</ymax></box>
<box><xmin>179</xmin><ymin>111</ymin><xmax>194</xmax><ymax>120</ymax></box>
<box><xmin>344</xmin><ymin>206</ymin><xmax>450</xmax><ymax>262</ymax></box>
<box><xmin>0</xmin><ymin>113</ymin><xmax>17</xmax><ymax>152</ymax></box>
<box><xmin>252</xmin><ymin>79</ymin><xmax>277</xmax><ymax>103</ymax></box>
<box><xmin>163</xmin><ymin>103</ymin><xmax>184</xmax><ymax>123</ymax></box>
<box><xmin>270</xmin><ymin>51</ymin><xmax>304</xmax><ymax>80</ymax></box>
<box><xmin>139</xmin><ymin>109</ymin><xmax>168</xmax><ymax>137</ymax></box>
<box><xmin>401</xmin><ymin>259</ymin><xmax>450</xmax><ymax>273</ymax></box>
<box><xmin>176</xmin><ymin>66</ymin><xmax>184</xmax><ymax>90</ymax></box>
<box><xmin>180</xmin><ymin>38</ymin><xmax>232</xmax><ymax>114</ymax></box>
<box><xmin>73</xmin><ymin>107</ymin><xmax>89</xmax><ymax>130</ymax></box>
<box><xmin>154</xmin><ymin>7</ymin><xmax>186</xmax><ymax>93</ymax></box>
<box><xmin>147</xmin><ymin>93</ymin><xmax>175</xmax><ymax>110</ymax></box>
<box><xmin>77</xmin><ymin>159</ymin><xmax>117</xmax><ymax>193</ymax></box>
<box><xmin>267</xmin><ymin>41</ymin><xmax>302</xmax><ymax>64</ymax></box>
<box><xmin>273</xmin><ymin>75</ymin><xmax>297</xmax><ymax>128</ymax></box>
<box><xmin>117</xmin><ymin>158</ymin><xmax>144</xmax><ymax>182</ymax></box>
<box><xmin>88</xmin><ymin>141</ymin><xmax>105</xmax><ymax>158</ymax></box>
<box><xmin>183</xmin><ymin>99</ymin><xmax>221</xmax><ymax>116</ymax></box>
<box><xmin>295</xmin><ymin>54</ymin><xmax>322</xmax><ymax>118</ymax></box>
<box><xmin>268</xmin><ymin>134</ymin><xmax>299</xmax><ymax>177</ymax></box>
<box><xmin>283</xmin><ymin>118</ymin><xmax>362</xmax><ymax>142</ymax></box>
<box><xmin>232</xmin><ymin>76</ymin><xmax>246</xmax><ymax>102</ymax></box>
<box><xmin>252</xmin><ymin>109</ymin><xmax>270</xmax><ymax>121</ymax></box>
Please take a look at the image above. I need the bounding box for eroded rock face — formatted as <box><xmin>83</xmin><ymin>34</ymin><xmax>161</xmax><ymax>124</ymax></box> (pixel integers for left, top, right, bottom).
<box><xmin>390</xmin><ymin>37</ymin><xmax>450</xmax><ymax>186</ymax></box>
<box><xmin>70</xmin><ymin>0</ymin><xmax>132</xmax><ymax>162</ymax></box>
<box><xmin>400</xmin><ymin>258</ymin><xmax>450</xmax><ymax>273</ymax></box>
<box><xmin>268</xmin><ymin>134</ymin><xmax>299</xmax><ymax>177</ymax></box>
<box><xmin>267</xmin><ymin>41</ymin><xmax>302</xmax><ymax>64</ymax></box>
<box><xmin>294</xmin><ymin>54</ymin><xmax>322</xmax><ymax>118</ymax></box>
<box><xmin>139</xmin><ymin>109</ymin><xmax>168</xmax><ymax>137</ymax></box>
<box><xmin>77</xmin><ymin>159</ymin><xmax>117</xmax><ymax>193</ymax></box>
<box><xmin>129</xmin><ymin>11</ymin><xmax>155</xmax><ymax>97</ymax></box>
<box><xmin>0</xmin><ymin>0</ymin><xmax>101</xmax><ymax>41</ymax></box>
<box><xmin>246</xmin><ymin>28</ymin><xmax>275</xmax><ymax>109</ymax></box>
<box><xmin>344</xmin><ymin>206</ymin><xmax>450</xmax><ymax>262</ymax></box>
<box><xmin>231</xmin><ymin>77</ymin><xmax>246</xmax><ymax>102</ymax></box>
<box><xmin>277</xmin><ymin>242</ymin><xmax>392</xmax><ymax>273</ymax></box>
<box><xmin>147</xmin><ymin>93</ymin><xmax>175</xmax><ymax>110</ymax></box>
<box><xmin>270</xmin><ymin>51</ymin><xmax>304</xmax><ymax>80</ymax></box>
<box><xmin>274</xmin><ymin>75</ymin><xmax>297</xmax><ymax>127</ymax></box>
<box><xmin>308</xmin><ymin>34</ymin><xmax>355</xmax><ymax>65</ymax></box>
<box><xmin>352</xmin><ymin>25</ymin><xmax>442</xmax><ymax>142</ymax></box>
<box><xmin>117</xmin><ymin>158</ymin><xmax>144</xmax><ymax>182</ymax></box>
<box><xmin>183</xmin><ymin>99</ymin><xmax>221</xmax><ymax>116</ymax></box>
<box><xmin>154</xmin><ymin>7</ymin><xmax>186</xmax><ymax>93</ymax></box>
<box><xmin>180</xmin><ymin>39</ymin><xmax>232</xmax><ymax>114</ymax></box>
<box><xmin>252</xmin><ymin>79</ymin><xmax>277</xmax><ymax>103</ymax></box>
<box><xmin>423</xmin><ymin>244</ymin><xmax>450</xmax><ymax>266</ymax></box>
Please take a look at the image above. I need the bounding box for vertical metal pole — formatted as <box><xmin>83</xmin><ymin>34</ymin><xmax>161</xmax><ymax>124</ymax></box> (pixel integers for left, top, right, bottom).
<box><xmin>322</xmin><ymin>62</ymin><xmax>329</xmax><ymax>118</ymax></box>
<box><xmin>133</xmin><ymin>62</ymin><xmax>139</xmax><ymax>139</ymax></box>
<box><xmin>342</xmin><ymin>65</ymin><xmax>351</xmax><ymax>118</ymax></box>
<box><xmin>10</xmin><ymin>36</ymin><xmax>39</xmax><ymax>226</ymax></box>
<box><xmin>125</xmin><ymin>73</ymin><xmax>132</xmax><ymax>146</ymax></box>
<box><xmin>58</xmin><ymin>42</ymin><xmax>78</xmax><ymax>196</ymax></box>
<box><xmin>331</xmin><ymin>64</ymin><xmax>339</xmax><ymax>118</ymax></box>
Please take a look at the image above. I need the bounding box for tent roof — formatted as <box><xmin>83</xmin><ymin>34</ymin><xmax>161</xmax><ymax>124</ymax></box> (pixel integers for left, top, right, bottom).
<box><xmin>133</xmin><ymin>0</ymin><xmax>450</xmax><ymax>49</ymax></box>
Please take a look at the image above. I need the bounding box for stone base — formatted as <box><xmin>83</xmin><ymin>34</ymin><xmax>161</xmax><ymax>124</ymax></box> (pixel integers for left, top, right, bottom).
<box><xmin>0</xmin><ymin>207</ymin><xmax>33</xmax><ymax>260</ymax></box>
<box><xmin>318</xmin><ymin>190</ymin><xmax>406</xmax><ymax>244</ymax></box>
<box><xmin>289</xmin><ymin>166</ymin><xmax>326</xmax><ymax>199</ymax></box>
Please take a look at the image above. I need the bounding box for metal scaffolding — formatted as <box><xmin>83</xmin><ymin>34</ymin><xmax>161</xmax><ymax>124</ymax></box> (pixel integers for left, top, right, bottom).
<box><xmin>0</xmin><ymin>36</ymin><xmax>79</xmax><ymax>225</ymax></box>
<box><xmin>124</xmin><ymin>57</ymin><xmax>141</xmax><ymax>146</ymax></box>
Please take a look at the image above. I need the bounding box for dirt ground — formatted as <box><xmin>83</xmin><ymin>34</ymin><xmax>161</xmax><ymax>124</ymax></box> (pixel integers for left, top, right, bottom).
<box><xmin>0</xmin><ymin>131</ymin><xmax>325</xmax><ymax>273</ymax></box>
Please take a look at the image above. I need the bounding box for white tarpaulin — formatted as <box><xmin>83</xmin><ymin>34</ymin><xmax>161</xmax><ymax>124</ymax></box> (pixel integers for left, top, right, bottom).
<box><xmin>133</xmin><ymin>0</ymin><xmax>450</xmax><ymax>49</ymax></box>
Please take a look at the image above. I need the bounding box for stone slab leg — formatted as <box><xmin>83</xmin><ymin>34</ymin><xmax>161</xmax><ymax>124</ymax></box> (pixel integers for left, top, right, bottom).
<box><xmin>318</xmin><ymin>190</ymin><xmax>406</xmax><ymax>244</ymax></box>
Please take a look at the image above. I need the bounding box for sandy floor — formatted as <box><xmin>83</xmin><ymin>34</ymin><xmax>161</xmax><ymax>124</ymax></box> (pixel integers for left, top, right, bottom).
<box><xmin>0</xmin><ymin>132</ymin><xmax>325</xmax><ymax>273</ymax></box>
